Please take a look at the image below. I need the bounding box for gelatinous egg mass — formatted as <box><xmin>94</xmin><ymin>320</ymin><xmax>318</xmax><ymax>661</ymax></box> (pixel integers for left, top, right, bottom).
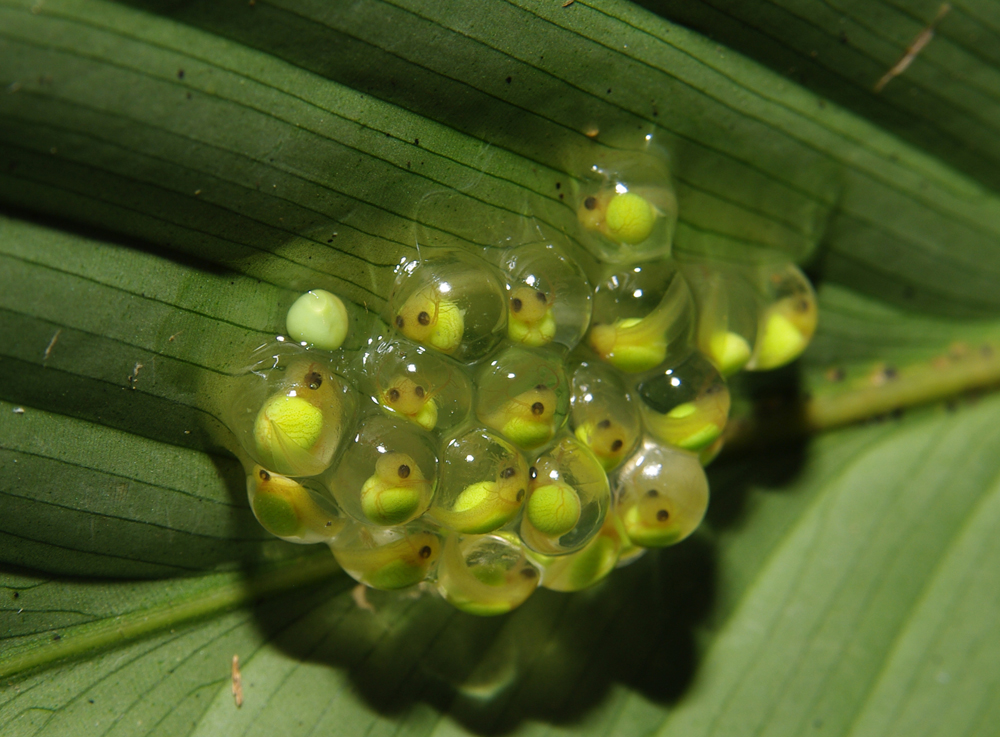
<box><xmin>225</xmin><ymin>143</ymin><xmax>819</xmax><ymax>615</ymax></box>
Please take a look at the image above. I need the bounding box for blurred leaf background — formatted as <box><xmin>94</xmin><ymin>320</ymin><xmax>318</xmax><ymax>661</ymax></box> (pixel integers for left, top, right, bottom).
<box><xmin>2</xmin><ymin>1</ymin><xmax>999</xmax><ymax>735</ymax></box>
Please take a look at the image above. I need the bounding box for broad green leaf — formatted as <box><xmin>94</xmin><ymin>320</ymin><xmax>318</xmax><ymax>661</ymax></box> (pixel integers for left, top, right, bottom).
<box><xmin>1</xmin><ymin>0</ymin><xmax>999</xmax><ymax>735</ymax></box>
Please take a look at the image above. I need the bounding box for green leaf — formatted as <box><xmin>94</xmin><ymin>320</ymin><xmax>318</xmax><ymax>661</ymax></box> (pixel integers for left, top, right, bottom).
<box><xmin>1</xmin><ymin>0</ymin><xmax>999</xmax><ymax>735</ymax></box>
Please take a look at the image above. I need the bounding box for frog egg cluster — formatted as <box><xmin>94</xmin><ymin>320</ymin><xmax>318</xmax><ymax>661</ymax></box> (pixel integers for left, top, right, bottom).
<box><xmin>223</xmin><ymin>149</ymin><xmax>818</xmax><ymax>616</ymax></box>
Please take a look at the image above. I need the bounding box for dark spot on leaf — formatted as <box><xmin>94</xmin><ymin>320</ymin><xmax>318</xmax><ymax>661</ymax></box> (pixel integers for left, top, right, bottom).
<box><xmin>177</xmin><ymin>69</ymin><xmax>185</xmax><ymax>79</ymax></box>
<box><xmin>555</xmin><ymin>182</ymin><xmax>561</xmax><ymax>189</ymax></box>
<box><xmin>414</xmin><ymin>138</ymin><xmax>420</xmax><ymax>145</ymax></box>
<box><xmin>53</xmin><ymin>634</ymin><xmax>61</xmax><ymax>641</ymax></box>
<box><xmin>12</xmin><ymin>591</ymin><xmax>19</xmax><ymax>599</ymax></box>
<box><xmin>505</xmin><ymin>76</ymin><xmax>512</xmax><ymax>83</ymax></box>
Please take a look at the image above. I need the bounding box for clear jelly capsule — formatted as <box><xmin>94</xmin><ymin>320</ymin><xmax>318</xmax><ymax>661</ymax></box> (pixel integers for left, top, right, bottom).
<box><xmin>681</xmin><ymin>261</ymin><xmax>759</xmax><ymax>377</ymax></box>
<box><xmin>246</xmin><ymin>465</ymin><xmax>344</xmax><ymax>543</ymax></box>
<box><xmin>531</xmin><ymin>507</ymin><xmax>628</xmax><ymax>592</ymax></box>
<box><xmin>226</xmin><ymin>344</ymin><xmax>355</xmax><ymax>478</ymax></box>
<box><xmin>366</xmin><ymin>339</ymin><xmax>472</xmax><ymax>432</ymax></box>
<box><xmin>388</xmin><ymin>251</ymin><xmax>507</xmax><ymax>363</ymax></box>
<box><xmin>330</xmin><ymin>521</ymin><xmax>442</xmax><ymax>591</ymax></box>
<box><xmin>574</xmin><ymin>148</ymin><xmax>678</xmax><ymax>264</ymax></box>
<box><xmin>745</xmin><ymin>262</ymin><xmax>818</xmax><ymax>371</ymax></box>
<box><xmin>476</xmin><ymin>347</ymin><xmax>569</xmax><ymax>450</ymax></box>
<box><xmin>616</xmin><ymin>439</ymin><xmax>709</xmax><ymax>548</ymax></box>
<box><xmin>436</xmin><ymin>532</ymin><xmax>540</xmax><ymax>616</ymax></box>
<box><xmin>325</xmin><ymin>414</ymin><xmax>437</xmax><ymax>527</ymax></box>
<box><xmin>500</xmin><ymin>241</ymin><xmax>592</xmax><ymax>351</ymax></box>
<box><xmin>588</xmin><ymin>260</ymin><xmax>695</xmax><ymax>373</ymax></box>
<box><xmin>569</xmin><ymin>360</ymin><xmax>641</xmax><ymax>472</ymax></box>
<box><xmin>635</xmin><ymin>351</ymin><xmax>731</xmax><ymax>452</ymax></box>
<box><xmin>519</xmin><ymin>435</ymin><xmax>610</xmax><ymax>556</ymax></box>
<box><xmin>430</xmin><ymin>428</ymin><xmax>530</xmax><ymax>534</ymax></box>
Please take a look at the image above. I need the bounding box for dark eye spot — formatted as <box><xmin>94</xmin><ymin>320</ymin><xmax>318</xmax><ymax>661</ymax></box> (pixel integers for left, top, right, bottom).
<box><xmin>414</xmin><ymin>385</ymin><xmax>425</xmax><ymax>398</ymax></box>
<box><xmin>516</xmin><ymin>488</ymin><xmax>525</xmax><ymax>501</ymax></box>
<box><xmin>584</xmin><ymin>196</ymin><xmax>597</xmax><ymax>210</ymax></box>
<box><xmin>597</xmin><ymin>418</ymin><xmax>611</xmax><ymax>429</ymax></box>
<box><xmin>259</xmin><ymin>469</ymin><xmax>270</xmax><ymax>481</ymax></box>
<box><xmin>794</xmin><ymin>298</ymin><xmax>811</xmax><ymax>313</ymax></box>
<box><xmin>531</xmin><ymin>401</ymin><xmax>544</xmax><ymax>415</ymax></box>
<box><xmin>535</xmin><ymin>384</ymin><xmax>547</xmax><ymax>391</ymax></box>
<box><xmin>511</xmin><ymin>297</ymin><xmax>523</xmax><ymax>312</ymax></box>
<box><xmin>388</xmin><ymin>388</ymin><xmax>400</xmax><ymax>402</ymax></box>
<box><xmin>611</xmin><ymin>439</ymin><xmax>623</xmax><ymax>451</ymax></box>
<box><xmin>418</xmin><ymin>311</ymin><xmax>431</xmax><ymax>326</ymax></box>
<box><xmin>397</xmin><ymin>464</ymin><xmax>411</xmax><ymax>479</ymax></box>
<box><xmin>306</xmin><ymin>372</ymin><xmax>323</xmax><ymax>390</ymax></box>
<box><xmin>646</xmin><ymin>489</ymin><xmax>659</xmax><ymax>497</ymax></box>
<box><xmin>520</xmin><ymin>567</ymin><xmax>537</xmax><ymax>579</ymax></box>
<box><xmin>535</xmin><ymin>291</ymin><xmax>546</xmax><ymax>303</ymax></box>
<box><xmin>395</xmin><ymin>315</ymin><xmax>404</xmax><ymax>328</ymax></box>
<box><xmin>656</xmin><ymin>509</ymin><xmax>670</xmax><ymax>522</ymax></box>
<box><xmin>501</xmin><ymin>466</ymin><xmax>516</xmax><ymax>479</ymax></box>
<box><xmin>529</xmin><ymin>466</ymin><xmax>537</xmax><ymax>480</ymax></box>
<box><xmin>419</xmin><ymin>545</ymin><xmax>432</xmax><ymax>559</ymax></box>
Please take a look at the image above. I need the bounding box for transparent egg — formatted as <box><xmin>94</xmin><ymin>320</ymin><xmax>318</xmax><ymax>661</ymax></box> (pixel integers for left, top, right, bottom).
<box><xmin>476</xmin><ymin>347</ymin><xmax>569</xmax><ymax>450</ymax></box>
<box><xmin>519</xmin><ymin>435</ymin><xmax>610</xmax><ymax>556</ymax></box>
<box><xmin>325</xmin><ymin>414</ymin><xmax>437</xmax><ymax>527</ymax></box>
<box><xmin>246</xmin><ymin>465</ymin><xmax>344</xmax><ymax>543</ymax></box>
<box><xmin>681</xmin><ymin>261</ymin><xmax>759</xmax><ymax>376</ymax></box>
<box><xmin>588</xmin><ymin>260</ymin><xmax>695</xmax><ymax>373</ymax></box>
<box><xmin>616</xmin><ymin>439</ymin><xmax>709</xmax><ymax>548</ymax></box>
<box><xmin>532</xmin><ymin>507</ymin><xmax>628</xmax><ymax>592</ymax></box>
<box><xmin>569</xmin><ymin>360</ymin><xmax>641</xmax><ymax>472</ymax></box>
<box><xmin>330</xmin><ymin>521</ymin><xmax>442</xmax><ymax>591</ymax></box>
<box><xmin>225</xmin><ymin>343</ymin><xmax>356</xmax><ymax>477</ymax></box>
<box><xmin>388</xmin><ymin>251</ymin><xmax>507</xmax><ymax>363</ymax></box>
<box><xmin>436</xmin><ymin>532</ymin><xmax>540</xmax><ymax>616</ymax></box>
<box><xmin>574</xmin><ymin>148</ymin><xmax>678</xmax><ymax>264</ymax></box>
<box><xmin>635</xmin><ymin>351</ymin><xmax>731</xmax><ymax>452</ymax></box>
<box><xmin>429</xmin><ymin>428</ymin><xmax>530</xmax><ymax>534</ymax></box>
<box><xmin>500</xmin><ymin>241</ymin><xmax>592</xmax><ymax>351</ymax></box>
<box><xmin>366</xmin><ymin>339</ymin><xmax>472</xmax><ymax>432</ymax></box>
<box><xmin>745</xmin><ymin>262</ymin><xmax>818</xmax><ymax>371</ymax></box>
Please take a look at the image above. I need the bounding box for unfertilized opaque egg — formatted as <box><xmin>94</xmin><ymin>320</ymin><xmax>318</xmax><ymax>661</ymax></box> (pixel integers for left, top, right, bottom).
<box><xmin>635</xmin><ymin>351</ymin><xmax>730</xmax><ymax>452</ymax></box>
<box><xmin>366</xmin><ymin>339</ymin><xmax>472</xmax><ymax>432</ymax></box>
<box><xmin>476</xmin><ymin>347</ymin><xmax>569</xmax><ymax>450</ymax></box>
<box><xmin>324</xmin><ymin>414</ymin><xmax>437</xmax><ymax>527</ymax></box>
<box><xmin>500</xmin><ymin>241</ymin><xmax>592</xmax><ymax>351</ymax></box>
<box><xmin>616</xmin><ymin>439</ymin><xmax>709</xmax><ymax>548</ymax></box>
<box><xmin>745</xmin><ymin>262</ymin><xmax>818</xmax><ymax>371</ymax></box>
<box><xmin>519</xmin><ymin>434</ymin><xmax>610</xmax><ymax>556</ymax></box>
<box><xmin>574</xmin><ymin>148</ymin><xmax>678</xmax><ymax>264</ymax></box>
<box><xmin>388</xmin><ymin>251</ymin><xmax>507</xmax><ymax>363</ymax></box>
<box><xmin>429</xmin><ymin>428</ymin><xmax>530</xmax><ymax>535</ymax></box>
<box><xmin>285</xmin><ymin>289</ymin><xmax>349</xmax><ymax>351</ymax></box>
<box><xmin>226</xmin><ymin>343</ymin><xmax>355</xmax><ymax>478</ymax></box>
<box><xmin>680</xmin><ymin>261</ymin><xmax>759</xmax><ymax>377</ymax></box>
<box><xmin>436</xmin><ymin>533</ymin><xmax>540</xmax><ymax>616</ymax></box>
<box><xmin>569</xmin><ymin>360</ymin><xmax>641</xmax><ymax>472</ymax></box>
<box><xmin>246</xmin><ymin>465</ymin><xmax>344</xmax><ymax>543</ymax></box>
<box><xmin>330</xmin><ymin>521</ymin><xmax>442</xmax><ymax>591</ymax></box>
<box><xmin>588</xmin><ymin>260</ymin><xmax>695</xmax><ymax>373</ymax></box>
